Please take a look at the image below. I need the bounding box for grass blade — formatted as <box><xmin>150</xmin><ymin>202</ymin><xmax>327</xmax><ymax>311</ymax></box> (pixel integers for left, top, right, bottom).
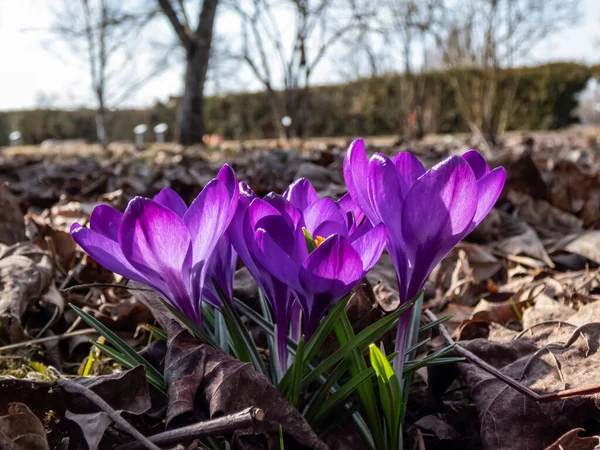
<box><xmin>301</xmin><ymin>295</ymin><xmax>417</xmax><ymax>387</ymax></box>
<box><xmin>146</xmin><ymin>324</ymin><xmax>167</xmax><ymax>341</ymax></box>
<box><xmin>162</xmin><ymin>301</ymin><xmax>221</xmax><ymax>349</ymax></box>
<box><xmin>285</xmin><ymin>335</ymin><xmax>305</xmax><ymax>407</ymax></box>
<box><xmin>334</xmin><ymin>311</ymin><xmax>385</xmax><ymax>450</ymax></box>
<box><xmin>92</xmin><ymin>340</ymin><xmax>166</xmax><ymax>394</ymax></box>
<box><xmin>70</xmin><ymin>305</ymin><xmax>164</xmax><ymax>384</ymax></box>
<box><xmin>214</xmin><ymin>280</ymin><xmax>268</xmax><ymax>377</ymax></box>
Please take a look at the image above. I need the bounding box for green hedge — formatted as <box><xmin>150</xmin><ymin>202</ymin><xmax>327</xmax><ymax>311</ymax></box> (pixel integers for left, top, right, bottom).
<box><xmin>0</xmin><ymin>62</ymin><xmax>593</xmax><ymax>145</ymax></box>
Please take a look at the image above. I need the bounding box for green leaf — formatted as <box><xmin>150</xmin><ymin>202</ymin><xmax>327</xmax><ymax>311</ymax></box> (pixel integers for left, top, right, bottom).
<box><xmin>234</xmin><ymin>298</ymin><xmax>298</xmax><ymax>356</ymax></box>
<box><xmin>284</xmin><ymin>335</ymin><xmax>305</xmax><ymax>407</ymax></box>
<box><xmin>302</xmin><ymin>296</ymin><xmax>348</xmax><ymax>364</ymax></box>
<box><xmin>370</xmin><ymin>344</ymin><xmax>402</xmax><ymax>448</ymax></box>
<box><xmin>278</xmin><ymin>298</ymin><xmax>347</xmax><ymax>392</ymax></box>
<box><xmin>402</xmin><ymin>344</ymin><xmax>456</xmax><ymax>375</ymax></box>
<box><xmin>258</xmin><ymin>289</ymin><xmax>282</xmax><ymax>385</ymax></box>
<box><xmin>146</xmin><ymin>324</ymin><xmax>167</xmax><ymax>341</ymax></box>
<box><xmin>279</xmin><ymin>425</ymin><xmax>285</xmax><ymax>450</ymax></box>
<box><xmin>92</xmin><ymin>340</ymin><xmax>166</xmax><ymax>394</ymax></box>
<box><xmin>70</xmin><ymin>305</ymin><xmax>165</xmax><ymax>386</ymax></box>
<box><xmin>302</xmin><ymin>227</ymin><xmax>317</xmax><ymax>253</ymax></box>
<box><xmin>311</xmin><ymin>364</ymin><xmax>375</xmax><ymax>423</ymax></box>
<box><xmin>399</xmin><ymin>291</ymin><xmax>424</xmax><ymax>429</ymax></box>
<box><xmin>214</xmin><ymin>280</ymin><xmax>268</xmax><ymax>377</ymax></box>
<box><xmin>418</xmin><ymin>314</ymin><xmax>452</xmax><ymax>333</ymax></box>
<box><xmin>320</xmin><ymin>403</ymin><xmax>367</xmax><ymax>442</ymax></box>
<box><xmin>303</xmin><ymin>360</ymin><xmax>348</xmax><ymax>421</ymax></box>
<box><xmin>334</xmin><ymin>311</ymin><xmax>385</xmax><ymax>450</ymax></box>
<box><xmin>301</xmin><ymin>294</ymin><xmax>417</xmax><ymax>387</ymax></box>
<box><xmin>162</xmin><ymin>300</ymin><xmax>221</xmax><ymax>349</ymax></box>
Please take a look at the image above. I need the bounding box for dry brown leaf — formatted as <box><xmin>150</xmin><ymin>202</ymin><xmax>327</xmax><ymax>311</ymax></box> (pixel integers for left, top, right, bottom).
<box><xmin>522</xmin><ymin>295</ymin><xmax>577</xmax><ymax>329</ymax></box>
<box><xmin>544</xmin><ymin>428</ymin><xmax>600</xmax><ymax>450</ymax></box>
<box><xmin>0</xmin><ymin>403</ymin><xmax>49</xmax><ymax>450</ymax></box>
<box><xmin>0</xmin><ymin>186</ymin><xmax>26</xmax><ymax>245</ymax></box>
<box><xmin>455</xmin><ymin>242</ymin><xmax>503</xmax><ymax>281</ymax></box>
<box><xmin>496</xmin><ymin>218</ymin><xmax>554</xmax><ymax>267</ymax></box>
<box><xmin>551</xmin><ymin>231</ymin><xmax>600</xmax><ymax>266</ymax></box>
<box><xmin>507</xmin><ymin>189</ymin><xmax>583</xmax><ymax>239</ymax></box>
<box><xmin>0</xmin><ymin>242</ymin><xmax>53</xmax><ymax>342</ymax></box>
<box><xmin>163</xmin><ymin>323</ymin><xmax>328</xmax><ymax>449</ymax></box>
<box><xmin>456</xmin><ymin>322</ymin><xmax>600</xmax><ymax>449</ymax></box>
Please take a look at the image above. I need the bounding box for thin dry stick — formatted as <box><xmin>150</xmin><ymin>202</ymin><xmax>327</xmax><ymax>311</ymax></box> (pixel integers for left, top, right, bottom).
<box><xmin>56</xmin><ymin>378</ymin><xmax>161</xmax><ymax>450</ymax></box>
<box><xmin>61</xmin><ymin>283</ymin><xmax>152</xmax><ymax>293</ymax></box>
<box><xmin>424</xmin><ymin>309</ymin><xmax>600</xmax><ymax>403</ymax></box>
<box><xmin>116</xmin><ymin>407</ymin><xmax>265</xmax><ymax>450</ymax></box>
<box><xmin>0</xmin><ymin>328</ymin><xmax>97</xmax><ymax>353</ymax></box>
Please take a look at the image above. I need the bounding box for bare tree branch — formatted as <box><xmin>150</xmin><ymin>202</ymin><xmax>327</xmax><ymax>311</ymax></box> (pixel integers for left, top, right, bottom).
<box><xmin>157</xmin><ymin>0</ymin><xmax>192</xmax><ymax>50</ymax></box>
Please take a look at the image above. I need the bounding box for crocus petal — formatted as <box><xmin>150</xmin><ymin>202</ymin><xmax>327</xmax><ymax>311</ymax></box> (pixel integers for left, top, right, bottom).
<box><xmin>343</xmin><ymin>139</ymin><xmax>378</xmax><ymax>221</ymax></box>
<box><xmin>392</xmin><ymin>152</ymin><xmax>425</xmax><ymax>188</ymax></box>
<box><xmin>263</xmin><ymin>193</ymin><xmax>303</xmax><ymax>230</ymax></box>
<box><xmin>299</xmin><ymin>235</ymin><xmax>363</xmax><ymax>300</ymax></box>
<box><xmin>184</xmin><ymin>179</ymin><xmax>231</xmax><ymax>264</ymax></box>
<box><xmin>217</xmin><ymin>164</ymin><xmax>240</xmax><ymax>223</ymax></box>
<box><xmin>71</xmin><ymin>223</ymin><xmax>147</xmax><ymax>284</ymax></box>
<box><xmin>203</xmin><ymin>235</ymin><xmax>237</xmax><ymax>308</ymax></box>
<box><xmin>338</xmin><ymin>193</ymin><xmax>365</xmax><ymax>230</ymax></box>
<box><xmin>153</xmin><ymin>188</ymin><xmax>188</xmax><ymax>218</ymax></box>
<box><xmin>469</xmin><ymin>166</ymin><xmax>506</xmax><ymax>232</ymax></box>
<box><xmin>255</xmin><ymin>228</ymin><xmax>302</xmax><ymax>291</ymax></box>
<box><xmin>89</xmin><ymin>204</ymin><xmax>123</xmax><ymax>241</ymax></box>
<box><xmin>229</xmin><ymin>188</ymin><xmax>260</xmax><ymax>279</ymax></box>
<box><xmin>461</xmin><ymin>150</ymin><xmax>490</xmax><ymax>180</ymax></box>
<box><xmin>367</xmin><ymin>153</ymin><xmax>406</xmax><ymax>247</ymax></box>
<box><xmin>303</xmin><ymin>198</ymin><xmax>348</xmax><ymax>239</ymax></box>
<box><xmin>284</xmin><ymin>178</ymin><xmax>319</xmax><ymax>211</ymax></box>
<box><xmin>350</xmin><ymin>223</ymin><xmax>387</xmax><ymax>273</ymax></box>
<box><xmin>119</xmin><ymin>198</ymin><xmax>193</xmax><ymax>306</ymax></box>
<box><xmin>401</xmin><ymin>156</ymin><xmax>478</xmax><ymax>298</ymax></box>
<box><xmin>217</xmin><ymin>164</ymin><xmax>238</xmax><ymax>197</ymax></box>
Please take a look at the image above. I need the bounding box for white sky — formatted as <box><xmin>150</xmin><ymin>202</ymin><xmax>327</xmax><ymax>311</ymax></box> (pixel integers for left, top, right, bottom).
<box><xmin>0</xmin><ymin>0</ymin><xmax>599</xmax><ymax>111</ymax></box>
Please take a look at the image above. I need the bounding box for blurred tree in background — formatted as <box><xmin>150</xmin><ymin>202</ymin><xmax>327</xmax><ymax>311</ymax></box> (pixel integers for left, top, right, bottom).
<box><xmin>157</xmin><ymin>0</ymin><xmax>220</xmax><ymax>145</ymax></box>
<box><xmin>432</xmin><ymin>0</ymin><xmax>580</xmax><ymax>151</ymax></box>
<box><xmin>1</xmin><ymin>62</ymin><xmax>593</xmax><ymax>145</ymax></box>
<box><xmin>2</xmin><ymin>0</ymin><xmax>594</xmax><ymax>147</ymax></box>
<box><xmin>50</xmin><ymin>0</ymin><xmax>171</xmax><ymax>151</ymax></box>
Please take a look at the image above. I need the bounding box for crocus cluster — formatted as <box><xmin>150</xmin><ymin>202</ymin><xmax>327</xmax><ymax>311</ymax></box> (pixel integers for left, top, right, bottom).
<box><xmin>344</xmin><ymin>139</ymin><xmax>506</xmax><ymax>371</ymax></box>
<box><xmin>71</xmin><ymin>139</ymin><xmax>505</xmax><ymax>374</ymax></box>
<box><xmin>71</xmin><ymin>165</ymin><xmax>239</xmax><ymax>326</ymax></box>
<box><xmin>230</xmin><ymin>179</ymin><xmax>386</xmax><ymax>369</ymax></box>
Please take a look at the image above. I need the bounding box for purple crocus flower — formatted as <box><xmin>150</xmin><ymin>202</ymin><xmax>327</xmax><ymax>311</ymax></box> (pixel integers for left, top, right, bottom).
<box><xmin>71</xmin><ymin>165</ymin><xmax>239</xmax><ymax>326</ymax></box>
<box><xmin>202</xmin><ymin>234</ymin><xmax>237</xmax><ymax>308</ymax></box>
<box><xmin>284</xmin><ymin>177</ymin><xmax>366</xmax><ymax>237</ymax></box>
<box><xmin>245</xmin><ymin>191</ymin><xmax>387</xmax><ymax>339</ymax></box>
<box><xmin>343</xmin><ymin>139</ymin><xmax>506</xmax><ymax>372</ymax></box>
<box><xmin>229</xmin><ymin>182</ymin><xmax>299</xmax><ymax>372</ymax></box>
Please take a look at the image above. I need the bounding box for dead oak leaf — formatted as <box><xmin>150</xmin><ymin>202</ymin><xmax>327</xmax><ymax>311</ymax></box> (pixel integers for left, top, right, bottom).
<box><xmin>164</xmin><ymin>324</ymin><xmax>328</xmax><ymax>450</ymax></box>
<box><xmin>544</xmin><ymin>428</ymin><xmax>600</xmax><ymax>450</ymax></box>
<box><xmin>0</xmin><ymin>403</ymin><xmax>49</xmax><ymax>450</ymax></box>
<box><xmin>456</xmin><ymin>322</ymin><xmax>600</xmax><ymax>449</ymax></box>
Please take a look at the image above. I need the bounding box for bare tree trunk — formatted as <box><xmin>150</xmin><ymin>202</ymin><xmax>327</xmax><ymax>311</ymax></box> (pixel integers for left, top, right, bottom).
<box><xmin>177</xmin><ymin>0</ymin><xmax>218</xmax><ymax>145</ymax></box>
<box><xmin>178</xmin><ymin>51</ymin><xmax>206</xmax><ymax>145</ymax></box>
<box><xmin>159</xmin><ymin>0</ymin><xmax>219</xmax><ymax>145</ymax></box>
<box><xmin>266</xmin><ymin>88</ymin><xmax>286</xmax><ymax>139</ymax></box>
<box><xmin>95</xmin><ymin>103</ymin><xmax>108</xmax><ymax>150</ymax></box>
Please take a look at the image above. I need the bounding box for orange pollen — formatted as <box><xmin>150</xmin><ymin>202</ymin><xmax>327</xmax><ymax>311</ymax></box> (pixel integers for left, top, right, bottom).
<box><xmin>314</xmin><ymin>236</ymin><xmax>326</xmax><ymax>247</ymax></box>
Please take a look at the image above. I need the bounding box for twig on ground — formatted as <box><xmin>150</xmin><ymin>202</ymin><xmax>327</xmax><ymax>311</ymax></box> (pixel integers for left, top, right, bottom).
<box><xmin>57</xmin><ymin>378</ymin><xmax>161</xmax><ymax>450</ymax></box>
<box><xmin>424</xmin><ymin>309</ymin><xmax>600</xmax><ymax>403</ymax></box>
<box><xmin>0</xmin><ymin>328</ymin><xmax>97</xmax><ymax>353</ymax></box>
<box><xmin>61</xmin><ymin>283</ymin><xmax>152</xmax><ymax>293</ymax></box>
<box><xmin>116</xmin><ymin>407</ymin><xmax>265</xmax><ymax>450</ymax></box>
